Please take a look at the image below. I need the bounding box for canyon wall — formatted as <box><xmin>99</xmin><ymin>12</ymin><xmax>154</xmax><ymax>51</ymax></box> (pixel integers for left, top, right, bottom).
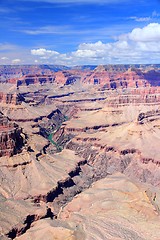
<box><xmin>9</xmin><ymin>65</ymin><xmax>160</xmax><ymax>90</ymax></box>
<box><xmin>0</xmin><ymin>64</ymin><xmax>160</xmax><ymax>239</ymax></box>
<box><xmin>0</xmin><ymin>112</ymin><xmax>24</xmax><ymax>157</ymax></box>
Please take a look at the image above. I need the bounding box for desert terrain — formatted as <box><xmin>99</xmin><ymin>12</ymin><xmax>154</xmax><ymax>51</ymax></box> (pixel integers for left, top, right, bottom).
<box><xmin>0</xmin><ymin>64</ymin><xmax>160</xmax><ymax>239</ymax></box>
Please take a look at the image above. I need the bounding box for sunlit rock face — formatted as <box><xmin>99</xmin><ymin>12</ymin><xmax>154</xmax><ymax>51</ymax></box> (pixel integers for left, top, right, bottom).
<box><xmin>12</xmin><ymin>65</ymin><xmax>159</xmax><ymax>89</ymax></box>
<box><xmin>14</xmin><ymin>174</ymin><xmax>160</xmax><ymax>240</ymax></box>
<box><xmin>0</xmin><ymin>64</ymin><xmax>160</xmax><ymax>240</ymax></box>
<box><xmin>1</xmin><ymin>64</ymin><xmax>160</xmax><ymax>89</ymax></box>
<box><xmin>59</xmin><ymin>173</ymin><xmax>160</xmax><ymax>240</ymax></box>
<box><xmin>0</xmin><ymin>112</ymin><xmax>24</xmax><ymax>157</ymax></box>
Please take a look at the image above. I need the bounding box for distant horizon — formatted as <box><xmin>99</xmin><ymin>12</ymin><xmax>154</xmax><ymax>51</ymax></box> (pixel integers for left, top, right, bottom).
<box><xmin>1</xmin><ymin>63</ymin><xmax>160</xmax><ymax>67</ymax></box>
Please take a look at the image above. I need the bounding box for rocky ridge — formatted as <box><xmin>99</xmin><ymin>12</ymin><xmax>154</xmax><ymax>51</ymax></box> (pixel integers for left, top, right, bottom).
<box><xmin>0</xmin><ymin>65</ymin><xmax>160</xmax><ymax>239</ymax></box>
<box><xmin>0</xmin><ymin>112</ymin><xmax>24</xmax><ymax>157</ymax></box>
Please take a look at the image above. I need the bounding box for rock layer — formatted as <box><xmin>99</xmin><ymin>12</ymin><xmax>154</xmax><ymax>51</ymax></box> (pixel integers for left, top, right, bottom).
<box><xmin>0</xmin><ymin>65</ymin><xmax>160</xmax><ymax>239</ymax></box>
<box><xmin>0</xmin><ymin>112</ymin><xmax>24</xmax><ymax>157</ymax></box>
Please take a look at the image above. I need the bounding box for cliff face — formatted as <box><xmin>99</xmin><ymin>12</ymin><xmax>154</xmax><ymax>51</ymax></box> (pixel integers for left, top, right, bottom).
<box><xmin>106</xmin><ymin>88</ymin><xmax>160</xmax><ymax>107</ymax></box>
<box><xmin>11</xmin><ymin>66</ymin><xmax>160</xmax><ymax>89</ymax></box>
<box><xmin>1</xmin><ymin>65</ymin><xmax>160</xmax><ymax>240</ymax></box>
<box><xmin>16</xmin><ymin>71</ymin><xmax>86</xmax><ymax>86</ymax></box>
<box><xmin>81</xmin><ymin>66</ymin><xmax>151</xmax><ymax>88</ymax></box>
<box><xmin>17</xmin><ymin>75</ymin><xmax>55</xmax><ymax>86</ymax></box>
<box><xmin>0</xmin><ymin>92</ymin><xmax>22</xmax><ymax>105</ymax></box>
<box><xmin>0</xmin><ymin>65</ymin><xmax>70</xmax><ymax>82</ymax></box>
<box><xmin>144</xmin><ymin>70</ymin><xmax>160</xmax><ymax>86</ymax></box>
<box><xmin>0</xmin><ymin>112</ymin><xmax>24</xmax><ymax>157</ymax></box>
<box><xmin>0</xmin><ymin>83</ymin><xmax>24</xmax><ymax>105</ymax></box>
<box><xmin>1</xmin><ymin>64</ymin><xmax>160</xmax><ymax>89</ymax></box>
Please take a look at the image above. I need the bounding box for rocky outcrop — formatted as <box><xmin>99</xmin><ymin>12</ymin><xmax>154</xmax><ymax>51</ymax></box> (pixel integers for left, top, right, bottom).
<box><xmin>8</xmin><ymin>174</ymin><xmax>160</xmax><ymax>240</ymax></box>
<box><xmin>0</xmin><ymin>92</ymin><xmax>23</xmax><ymax>105</ymax></box>
<box><xmin>1</xmin><ymin>65</ymin><xmax>160</xmax><ymax>240</ymax></box>
<box><xmin>0</xmin><ymin>112</ymin><xmax>24</xmax><ymax>157</ymax></box>
<box><xmin>137</xmin><ymin>109</ymin><xmax>160</xmax><ymax>124</ymax></box>
<box><xmin>58</xmin><ymin>173</ymin><xmax>160</xmax><ymax>240</ymax></box>
<box><xmin>144</xmin><ymin>69</ymin><xmax>160</xmax><ymax>86</ymax></box>
<box><xmin>17</xmin><ymin>75</ymin><xmax>55</xmax><ymax>86</ymax></box>
<box><xmin>107</xmin><ymin>91</ymin><xmax>160</xmax><ymax>107</ymax></box>
<box><xmin>14</xmin><ymin>66</ymin><xmax>160</xmax><ymax>90</ymax></box>
<box><xmin>0</xmin><ymin>64</ymin><xmax>160</xmax><ymax>89</ymax></box>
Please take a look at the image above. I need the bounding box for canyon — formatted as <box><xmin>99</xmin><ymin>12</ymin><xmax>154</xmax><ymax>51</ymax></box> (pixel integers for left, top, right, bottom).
<box><xmin>0</xmin><ymin>64</ymin><xmax>160</xmax><ymax>239</ymax></box>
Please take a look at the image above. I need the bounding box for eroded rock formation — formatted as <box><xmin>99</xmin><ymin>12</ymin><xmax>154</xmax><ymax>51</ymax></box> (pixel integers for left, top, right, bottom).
<box><xmin>0</xmin><ymin>112</ymin><xmax>24</xmax><ymax>157</ymax></box>
<box><xmin>0</xmin><ymin>64</ymin><xmax>160</xmax><ymax>239</ymax></box>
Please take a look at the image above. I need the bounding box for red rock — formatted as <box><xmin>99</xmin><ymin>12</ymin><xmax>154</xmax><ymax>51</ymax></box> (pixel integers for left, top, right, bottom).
<box><xmin>0</xmin><ymin>112</ymin><xmax>24</xmax><ymax>157</ymax></box>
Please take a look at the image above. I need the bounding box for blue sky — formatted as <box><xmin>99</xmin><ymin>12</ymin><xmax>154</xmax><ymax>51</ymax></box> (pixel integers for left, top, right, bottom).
<box><xmin>0</xmin><ymin>0</ymin><xmax>160</xmax><ymax>65</ymax></box>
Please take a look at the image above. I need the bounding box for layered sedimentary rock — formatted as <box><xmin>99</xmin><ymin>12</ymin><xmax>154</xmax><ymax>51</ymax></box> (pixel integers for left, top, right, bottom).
<box><xmin>0</xmin><ymin>65</ymin><xmax>160</xmax><ymax>239</ymax></box>
<box><xmin>0</xmin><ymin>84</ymin><xmax>23</xmax><ymax>105</ymax></box>
<box><xmin>81</xmin><ymin>66</ymin><xmax>149</xmax><ymax>88</ymax></box>
<box><xmin>17</xmin><ymin>75</ymin><xmax>55</xmax><ymax>86</ymax></box>
<box><xmin>59</xmin><ymin>173</ymin><xmax>160</xmax><ymax>240</ymax></box>
<box><xmin>0</xmin><ymin>112</ymin><xmax>24</xmax><ymax>157</ymax></box>
<box><xmin>0</xmin><ymin>65</ymin><xmax>70</xmax><ymax>83</ymax></box>
<box><xmin>2</xmin><ymin>64</ymin><xmax>159</xmax><ymax>89</ymax></box>
<box><xmin>0</xmin><ymin>92</ymin><xmax>22</xmax><ymax>105</ymax></box>
<box><xmin>11</xmin><ymin>174</ymin><xmax>160</xmax><ymax>240</ymax></box>
<box><xmin>106</xmin><ymin>88</ymin><xmax>160</xmax><ymax>107</ymax></box>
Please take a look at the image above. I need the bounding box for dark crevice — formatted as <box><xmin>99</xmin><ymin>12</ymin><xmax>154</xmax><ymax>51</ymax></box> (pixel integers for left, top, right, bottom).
<box><xmin>36</xmin><ymin>152</ymin><xmax>42</xmax><ymax>161</ymax></box>
<box><xmin>58</xmin><ymin>178</ymin><xmax>75</xmax><ymax>188</ymax></box>
<box><xmin>120</xmin><ymin>149</ymin><xmax>137</xmax><ymax>155</ymax></box>
<box><xmin>7</xmin><ymin>215</ymin><xmax>36</xmax><ymax>239</ymax></box>
<box><xmin>41</xmin><ymin>207</ymin><xmax>54</xmax><ymax>220</ymax></box>
<box><xmin>46</xmin><ymin>178</ymin><xmax>75</xmax><ymax>202</ymax></box>
<box><xmin>68</xmin><ymin>166</ymin><xmax>81</xmax><ymax>178</ymax></box>
<box><xmin>7</xmin><ymin>229</ymin><xmax>18</xmax><ymax>239</ymax></box>
<box><xmin>43</xmin><ymin>143</ymin><xmax>50</xmax><ymax>154</ymax></box>
<box><xmin>21</xmin><ymin>215</ymin><xmax>35</xmax><ymax>235</ymax></box>
<box><xmin>46</xmin><ymin>186</ymin><xmax>63</xmax><ymax>202</ymax></box>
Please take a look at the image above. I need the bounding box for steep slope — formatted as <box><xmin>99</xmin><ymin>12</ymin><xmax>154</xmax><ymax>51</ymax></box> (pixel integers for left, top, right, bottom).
<box><xmin>0</xmin><ymin>65</ymin><xmax>160</xmax><ymax>239</ymax></box>
<box><xmin>16</xmin><ymin>174</ymin><xmax>160</xmax><ymax>240</ymax></box>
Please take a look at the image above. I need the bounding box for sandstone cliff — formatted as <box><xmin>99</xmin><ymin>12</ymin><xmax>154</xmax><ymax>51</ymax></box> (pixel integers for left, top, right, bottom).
<box><xmin>0</xmin><ymin>65</ymin><xmax>160</xmax><ymax>240</ymax></box>
<box><xmin>0</xmin><ymin>112</ymin><xmax>24</xmax><ymax>157</ymax></box>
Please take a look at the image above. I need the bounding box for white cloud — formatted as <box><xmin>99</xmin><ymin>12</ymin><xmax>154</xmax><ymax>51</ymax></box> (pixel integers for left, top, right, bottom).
<box><xmin>31</xmin><ymin>48</ymin><xmax>59</xmax><ymax>57</ymax></box>
<box><xmin>72</xmin><ymin>49</ymin><xmax>98</xmax><ymax>58</ymax></box>
<box><xmin>78</xmin><ymin>41</ymin><xmax>109</xmax><ymax>51</ymax></box>
<box><xmin>1</xmin><ymin>57</ymin><xmax>9</xmax><ymax>60</ymax></box>
<box><xmin>20</xmin><ymin>25</ymin><xmax>110</xmax><ymax>36</ymax></box>
<box><xmin>5</xmin><ymin>22</ymin><xmax>160</xmax><ymax>65</ymax></box>
<box><xmin>71</xmin><ymin>23</ymin><xmax>160</xmax><ymax>64</ymax></box>
<box><xmin>128</xmin><ymin>23</ymin><xmax>160</xmax><ymax>42</ymax></box>
<box><xmin>12</xmin><ymin>59</ymin><xmax>21</xmax><ymax>64</ymax></box>
<box><xmin>129</xmin><ymin>10</ymin><xmax>160</xmax><ymax>24</ymax></box>
<box><xmin>72</xmin><ymin>41</ymin><xmax>110</xmax><ymax>59</ymax></box>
